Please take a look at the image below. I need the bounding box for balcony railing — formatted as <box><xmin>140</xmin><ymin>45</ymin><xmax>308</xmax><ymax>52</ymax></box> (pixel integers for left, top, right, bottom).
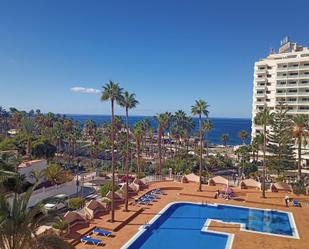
<box><xmin>277</xmin><ymin>74</ymin><xmax>309</xmax><ymax>80</ymax></box>
<box><xmin>277</xmin><ymin>66</ymin><xmax>309</xmax><ymax>71</ymax></box>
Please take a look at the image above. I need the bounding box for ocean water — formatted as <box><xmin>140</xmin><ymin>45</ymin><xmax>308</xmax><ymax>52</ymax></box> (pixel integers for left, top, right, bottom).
<box><xmin>66</xmin><ymin>114</ymin><xmax>252</xmax><ymax>146</ymax></box>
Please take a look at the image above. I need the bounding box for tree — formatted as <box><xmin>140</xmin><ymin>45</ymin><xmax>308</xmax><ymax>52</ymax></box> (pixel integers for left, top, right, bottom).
<box><xmin>267</xmin><ymin>105</ymin><xmax>295</xmax><ymax>175</ymax></box>
<box><xmin>220</xmin><ymin>134</ymin><xmax>229</xmax><ymax>147</ymax></box>
<box><xmin>0</xmin><ymin>107</ymin><xmax>10</xmax><ymax>137</ymax></box>
<box><xmin>67</xmin><ymin>197</ymin><xmax>85</xmax><ymax>210</ymax></box>
<box><xmin>0</xmin><ymin>178</ymin><xmax>71</xmax><ymax>249</ymax></box>
<box><xmin>21</xmin><ymin>118</ymin><xmax>36</xmax><ymax>158</ymax></box>
<box><xmin>43</xmin><ymin>163</ymin><xmax>68</xmax><ymax>185</ymax></box>
<box><xmin>52</xmin><ymin>121</ymin><xmax>64</xmax><ymax>154</ymax></box>
<box><xmin>251</xmin><ymin>133</ymin><xmax>263</xmax><ymax>161</ymax></box>
<box><xmin>118</xmin><ymin>91</ymin><xmax>138</xmax><ymax>212</ymax></box>
<box><xmin>191</xmin><ymin>99</ymin><xmax>209</xmax><ymax>191</ymax></box>
<box><xmin>154</xmin><ymin>113</ymin><xmax>170</xmax><ymax>175</ymax></box>
<box><xmin>32</xmin><ymin>139</ymin><xmax>56</xmax><ymax>159</ymax></box>
<box><xmin>132</xmin><ymin>122</ymin><xmax>144</xmax><ymax>179</ymax></box>
<box><xmin>202</xmin><ymin>119</ymin><xmax>213</xmax><ymax>157</ymax></box>
<box><xmin>291</xmin><ymin>114</ymin><xmax>309</xmax><ymax>182</ymax></box>
<box><xmin>238</xmin><ymin>130</ymin><xmax>248</xmax><ymax>145</ymax></box>
<box><xmin>101</xmin><ymin>80</ymin><xmax>123</xmax><ymax>223</ymax></box>
<box><xmin>254</xmin><ymin>106</ymin><xmax>274</xmax><ymax>198</ymax></box>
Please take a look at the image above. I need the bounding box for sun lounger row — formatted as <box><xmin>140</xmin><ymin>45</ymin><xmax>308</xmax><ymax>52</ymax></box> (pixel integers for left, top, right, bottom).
<box><xmin>80</xmin><ymin>228</ymin><xmax>113</xmax><ymax>246</ymax></box>
<box><xmin>133</xmin><ymin>189</ymin><xmax>167</xmax><ymax>206</ymax></box>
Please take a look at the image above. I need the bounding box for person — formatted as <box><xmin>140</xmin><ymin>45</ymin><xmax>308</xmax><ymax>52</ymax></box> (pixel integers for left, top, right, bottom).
<box><xmin>285</xmin><ymin>195</ymin><xmax>289</xmax><ymax>207</ymax></box>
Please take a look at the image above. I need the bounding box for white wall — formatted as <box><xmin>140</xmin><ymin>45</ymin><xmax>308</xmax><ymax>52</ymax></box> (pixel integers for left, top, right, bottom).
<box><xmin>7</xmin><ymin>180</ymin><xmax>81</xmax><ymax>208</ymax></box>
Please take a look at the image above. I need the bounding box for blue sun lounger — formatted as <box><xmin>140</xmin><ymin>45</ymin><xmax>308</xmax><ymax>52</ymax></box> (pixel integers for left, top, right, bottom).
<box><xmin>80</xmin><ymin>236</ymin><xmax>103</xmax><ymax>245</ymax></box>
<box><xmin>93</xmin><ymin>228</ymin><xmax>112</xmax><ymax>237</ymax></box>
<box><xmin>152</xmin><ymin>189</ymin><xmax>167</xmax><ymax>195</ymax></box>
<box><xmin>293</xmin><ymin>199</ymin><xmax>301</xmax><ymax>207</ymax></box>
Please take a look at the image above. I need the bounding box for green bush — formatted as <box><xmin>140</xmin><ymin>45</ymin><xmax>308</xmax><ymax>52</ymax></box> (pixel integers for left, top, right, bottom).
<box><xmin>292</xmin><ymin>182</ymin><xmax>306</xmax><ymax>195</ymax></box>
<box><xmin>243</xmin><ymin>162</ymin><xmax>258</xmax><ymax>177</ymax></box>
<box><xmin>99</xmin><ymin>171</ymin><xmax>107</xmax><ymax>177</ymax></box>
<box><xmin>67</xmin><ymin>197</ymin><xmax>85</xmax><ymax>210</ymax></box>
<box><xmin>100</xmin><ymin>182</ymin><xmax>119</xmax><ymax>197</ymax></box>
<box><xmin>32</xmin><ymin>139</ymin><xmax>56</xmax><ymax>159</ymax></box>
<box><xmin>101</xmin><ymin>198</ymin><xmax>112</xmax><ymax>206</ymax></box>
<box><xmin>52</xmin><ymin>219</ymin><xmax>69</xmax><ymax>231</ymax></box>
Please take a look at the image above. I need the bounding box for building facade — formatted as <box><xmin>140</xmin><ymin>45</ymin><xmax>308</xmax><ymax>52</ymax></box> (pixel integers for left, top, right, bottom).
<box><xmin>252</xmin><ymin>38</ymin><xmax>309</xmax><ymax>138</ymax></box>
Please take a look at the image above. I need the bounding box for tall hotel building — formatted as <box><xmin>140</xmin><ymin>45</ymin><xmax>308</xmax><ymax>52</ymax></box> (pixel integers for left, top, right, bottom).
<box><xmin>252</xmin><ymin>38</ymin><xmax>309</xmax><ymax>139</ymax></box>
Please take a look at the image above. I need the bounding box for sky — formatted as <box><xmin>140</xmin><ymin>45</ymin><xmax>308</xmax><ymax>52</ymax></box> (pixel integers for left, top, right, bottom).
<box><xmin>0</xmin><ymin>0</ymin><xmax>309</xmax><ymax>118</ymax></box>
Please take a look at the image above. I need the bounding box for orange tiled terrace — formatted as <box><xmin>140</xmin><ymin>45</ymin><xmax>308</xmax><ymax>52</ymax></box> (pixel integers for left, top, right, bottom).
<box><xmin>64</xmin><ymin>180</ymin><xmax>309</xmax><ymax>249</ymax></box>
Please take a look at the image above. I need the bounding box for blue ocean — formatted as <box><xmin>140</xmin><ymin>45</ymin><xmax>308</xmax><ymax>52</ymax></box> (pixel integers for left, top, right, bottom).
<box><xmin>66</xmin><ymin>115</ymin><xmax>252</xmax><ymax>146</ymax></box>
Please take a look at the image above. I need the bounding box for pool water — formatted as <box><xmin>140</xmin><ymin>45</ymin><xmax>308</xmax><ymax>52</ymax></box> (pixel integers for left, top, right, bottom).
<box><xmin>124</xmin><ymin>202</ymin><xmax>296</xmax><ymax>249</ymax></box>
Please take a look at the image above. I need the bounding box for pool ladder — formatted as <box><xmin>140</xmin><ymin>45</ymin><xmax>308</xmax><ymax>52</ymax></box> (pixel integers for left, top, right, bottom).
<box><xmin>202</xmin><ymin>201</ymin><xmax>207</xmax><ymax>206</ymax></box>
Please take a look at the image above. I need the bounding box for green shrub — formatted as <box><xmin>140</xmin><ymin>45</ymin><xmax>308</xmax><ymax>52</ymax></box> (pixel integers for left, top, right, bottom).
<box><xmin>292</xmin><ymin>182</ymin><xmax>306</xmax><ymax>195</ymax></box>
<box><xmin>100</xmin><ymin>182</ymin><xmax>119</xmax><ymax>197</ymax></box>
<box><xmin>99</xmin><ymin>171</ymin><xmax>107</xmax><ymax>177</ymax></box>
<box><xmin>243</xmin><ymin>162</ymin><xmax>258</xmax><ymax>177</ymax></box>
<box><xmin>67</xmin><ymin>197</ymin><xmax>85</xmax><ymax>210</ymax></box>
<box><xmin>101</xmin><ymin>198</ymin><xmax>111</xmax><ymax>206</ymax></box>
<box><xmin>52</xmin><ymin>219</ymin><xmax>69</xmax><ymax>231</ymax></box>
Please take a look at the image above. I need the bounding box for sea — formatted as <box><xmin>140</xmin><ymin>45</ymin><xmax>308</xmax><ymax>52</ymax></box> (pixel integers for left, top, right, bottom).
<box><xmin>66</xmin><ymin>114</ymin><xmax>252</xmax><ymax>146</ymax></box>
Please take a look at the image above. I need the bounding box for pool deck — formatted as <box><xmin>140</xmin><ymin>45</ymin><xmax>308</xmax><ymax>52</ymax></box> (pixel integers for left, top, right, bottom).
<box><xmin>71</xmin><ymin>181</ymin><xmax>309</xmax><ymax>249</ymax></box>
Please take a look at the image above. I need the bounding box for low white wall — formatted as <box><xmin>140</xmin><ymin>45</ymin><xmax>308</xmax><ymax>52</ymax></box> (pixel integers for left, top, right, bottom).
<box><xmin>7</xmin><ymin>180</ymin><xmax>81</xmax><ymax>208</ymax></box>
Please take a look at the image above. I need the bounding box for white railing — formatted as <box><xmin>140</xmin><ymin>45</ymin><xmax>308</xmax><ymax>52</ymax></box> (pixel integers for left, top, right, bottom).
<box><xmin>142</xmin><ymin>174</ymin><xmax>184</xmax><ymax>184</ymax></box>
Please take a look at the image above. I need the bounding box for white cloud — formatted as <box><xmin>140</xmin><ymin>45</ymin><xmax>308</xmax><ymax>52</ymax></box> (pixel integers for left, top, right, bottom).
<box><xmin>70</xmin><ymin>87</ymin><xmax>100</xmax><ymax>94</ymax></box>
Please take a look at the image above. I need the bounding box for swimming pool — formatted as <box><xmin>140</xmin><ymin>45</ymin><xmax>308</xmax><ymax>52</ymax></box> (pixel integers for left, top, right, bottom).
<box><xmin>122</xmin><ymin>202</ymin><xmax>299</xmax><ymax>249</ymax></box>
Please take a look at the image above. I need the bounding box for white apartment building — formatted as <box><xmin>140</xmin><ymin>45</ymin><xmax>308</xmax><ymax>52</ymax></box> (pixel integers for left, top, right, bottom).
<box><xmin>252</xmin><ymin>37</ymin><xmax>309</xmax><ymax>139</ymax></box>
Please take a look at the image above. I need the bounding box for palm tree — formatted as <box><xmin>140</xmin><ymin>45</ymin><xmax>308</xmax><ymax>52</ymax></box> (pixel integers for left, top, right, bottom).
<box><xmin>21</xmin><ymin>118</ymin><xmax>36</xmax><ymax>158</ymax></box>
<box><xmin>0</xmin><ymin>178</ymin><xmax>72</xmax><ymax>249</ymax></box>
<box><xmin>43</xmin><ymin>163</ymin><xmax>66</xmax><ymax>185</ymax></box>
<box><xmin>191</xmin><ymin>99</ymin><xmax>209</xmax><ymax>191</ymax></box>
<box><xmin>132</xmin><ymin>122</ymin><xmax>144</xmax><ymax>179</ymax></box>
<box><xmin>291</xmin><ymin>115</ymin><xmax>309</xmax><ymax>182</ymax></box>
<box><xmin>101</xmin><ymin>80</ymin><xmax>123</xmax><ymax>222</ymax></box>
<box><xmin>202</xmin><ymin>119</ymin><xmax>213</xmax><ymax>157</ymax></box>
<box><xmin>0</xmin><ymin>106</ymin><xmax>10</xmax><ymax>137</ymax></box>
<box><xmin>154</xmin><ymin>113</ymin><xmax>170</xmax><ymax>175</ymax></box>
<box><xmin>254</xmin><ymin>106</ymin><xmax>273</xmax><ymax>198</ymax></box>
<box><xmin>118</xmin><ymin>91</ymin><xmax>138</xmax><ymax>212</ymax></box>
<box><xmin>238</xmin><ymin>130</ymin><xmax>248</xmax><ymax>145</ymax></box>
<box><xmin>251</xmin><ymin>133</ymin><xmax>264</xmax><ymax>161</ymax></box>
<box><xmin>52</xmin><ymin>121</ymin><xmax>64</xmax><ymax>154</ymax></box>
<box><xmin>220</xmin><ymin>134</ymin><xmax>229</xmax><ymax>147</ymax></box>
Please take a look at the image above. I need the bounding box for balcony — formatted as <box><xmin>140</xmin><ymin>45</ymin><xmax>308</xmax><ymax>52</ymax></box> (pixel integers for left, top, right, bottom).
<box><xmin>256</xmin><ymin>69</ymin><xmax>268</xmax><ymax>74</ymax></box>
<box><xmin>276</xmin><ymin>91</ymin><xmax>298</xmax><ymax>96</ymax></box>
<box><xmin>256</xmin><ymin>85</ymin><xmax>266</xmax><ymax>90</ymax></box>
<box><xmin>277</xmin><ymin>74</ymin><xmax>309</xmax><ymax>80</ymax></box>
<box><xmin>255</xmin><ymin>76</ymin><xmax>267</xmax><ymax>81</ymax></box>
<box><xmin>255</xmin><ymin>92</ymin><xmax>266</xmax><ymax>97</ymax></box>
